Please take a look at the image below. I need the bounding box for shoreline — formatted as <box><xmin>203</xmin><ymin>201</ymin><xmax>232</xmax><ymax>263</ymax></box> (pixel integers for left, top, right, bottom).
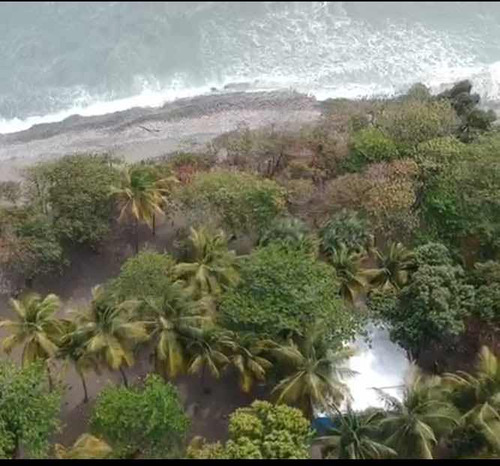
<box><xmin>0</xmin><ymin>90</ymin><xmax>321</xmax><ymax>181</ymax></box>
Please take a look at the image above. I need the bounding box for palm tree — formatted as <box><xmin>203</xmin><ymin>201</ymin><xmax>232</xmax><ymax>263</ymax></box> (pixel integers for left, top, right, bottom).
<box><xmin>73</xmin><ymin>286</ymin><xmax>148</xmax><ymax>386</ymax></box>
<box><xmin>55</xmin><ymin>434</ymin><xmax>112</xmax><ymax>459</ymax></box>
<box><xmin>226</xmin><ymin>333</ymin><xmax>273</xmax><ymax>394</ymax></box>
<box><xmin>364</xmin><ymin>242</ymin><xmax>416</xmax><ymax>291</ymax></box>
<box><xmin>329</xmin><ymin>244</ymin><xmax>368</xmax><ymax>304</ymax></box>
<box><xmin>143</xmin><ymin>281</ymin><xmax>209</xmax><ymax>379</ymax></box>
<box><xmin>377</xmin><ymin>364</ymin><xmax>459</xmax><ymax>459</ymax></box>
<box><xmin>174</xmin><ymin>227</ymin><xmax>239</xmax><ymax>299</ymax></box>
<box><xmin>57</xmin><ymin>321</ymin><xmax>101</xmax><ymax>403</ymax></box>
<box><xmin>110</xmin><ymin>165</ymin><xmax>175</xmax><ymax>253</ymax></box>
<box><xmin>0</xmin><ymin>293</ymin><xmax>63</xmax><ymax>372</ymax></box>
<box><xmin>186</xmin><ymin>328</ymin><xmax>231</xmax><ymax>393</ymax></box>
<box><xmin>317</xmin><ymin>405</ymin><xmax>397</xmax><ymax>459</ymax></box>
<box><xmin>264</xmin><ymin>323</ymin><xmax>355</xmax><ymax>419</ymax></box>
<box><xmin>444</xmin><ymin>346</ymin><xmax>500</xmax><ymax>454</ymax></box>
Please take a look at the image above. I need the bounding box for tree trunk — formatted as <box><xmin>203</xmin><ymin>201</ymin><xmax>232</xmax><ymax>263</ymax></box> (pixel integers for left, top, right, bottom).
<box><xmin>152</xmin><ymin>214</ymin><xmax>156</xmax><ymax>237</ymax></box>
<box><xmin>119</xmin><ymin>366</ymin><xmax>129</xmax><ymax>387</ymax></box>
<box><xmin>12</xmin><ymin>437</ymin><xmax>20</xmax><ymax>459</ymax></box>
<box><xmin>134</xmin><ymin>218</ymin><xmax>139</xmax><ymax>254</ymax></box>
<box><xmin>201</xmin><ymin>365</ymin><xmax>210</xmax><ymax>395</ymax></box>
<box><xmin>46</xmin><ymin>364</ymin><xmax>53</xmax><ymax>392</ymax></box>
<box><xmin>80</xmin><ymin>371</ymin><xmax>89</xmax><ymax>403</ymax></box>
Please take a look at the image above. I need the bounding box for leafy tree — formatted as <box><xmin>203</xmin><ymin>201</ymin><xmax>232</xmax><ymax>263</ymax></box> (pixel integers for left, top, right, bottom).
<box><xmin>0</xmin><ymin>361</ymin><xmax>61</xmax><ymax>458</ymax></box>
<box><xmin>444</xmin><ymin>346</ymin><xmax>500</xmax><ymax>456</ymax></box>
<box><xmin>414</xmin><ymin>242</ymin><xmax>454</xmax><ymax>268</ymax></box>
<box><xmin>219</xmin><ymin>243</ymin><xmax>357</xmax><ymax>343</ymax></box>
<box><xmin>328</xmin><ymin>244</ymin><xmax>368</xmax><ymax>304</ymax></box>
<box><xmin>470</xmin><ymin>261</ymin><xmax>500</xmax><ymax>323</ymax></box>
<box><xmin>377</xmin><ymin>365</ymin><xmax>459</xmax><ymax>459</ymax></box>
<box><xmin>0</xmin><ymin>293</ymin><xmax>63</xmax><ymax>368</ymax></box>
<box><xmin>54</xmin><ymin>434</ymin><xmax>112</xmax><ymax>459</ymax></box>
<box><xmin>318</xmin><ymin>406</ymin><xmax>397</xmax><ymax>459</ymax></box>
<box><xmin>90</xmin><ymin>374</ymin><xmax>189</xmax><ymax>458</ymax></box>
<box><xmin>27</xmin><ymin>154</ymin><xmax>119</xmax><ymax>246</ymax></box>
<box><xmin>187</xmin><ymin>401</ymin><xmax>312</xmax><ymax>459</ymax></box>
<box><xmin>383</xmin><ymin>264</ymin><xmax>475</xmax><ymax>358</ymax></box>
<box><xmin>175</xmin><ymin>170</ymin><xmax>287</xmax><ymax>234</ymax></box>
<box><xmin>364</xmin><ymin>242</ymin><xmax>415</xmax><ymax>291</ymax></box>
<box><xmin>174</xmin><ymin>227</ymin><xmax>239</xmax><ymax>300</ymax></box>
<box><xmin>110</xmin><ymin>164</ymin><xmax>175</xmax><ymax>253</ymax></box>
<box><xmin>73</xmin><ymin>286</ymin><xmax>148</xmax><ymax>386</ymax></box>
<box><xmin>264</xmin><ymin>323</ymin><xmax>354</xmax><ymax>419</ymax></box>
<box><xmin>320</xmin><ymin>209</ymin><xmax>373</xmax><ymax>254</ymax></box>
<box><xmin>107</xmin><ymin>249</ymin><xmax>177</xmax><ymax>306</ymax></box>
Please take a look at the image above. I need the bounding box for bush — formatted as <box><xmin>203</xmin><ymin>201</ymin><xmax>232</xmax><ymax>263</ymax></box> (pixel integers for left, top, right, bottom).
<box><xmin>414</xmin><ymin>242</ymin><xmax>454</xmax><ymax>268</ymax></box>
<box><xmin>175</xmin><ymin>171</ymin><xmax>287</xmax><ymax>234</ymax></box>
<box><xmin>187</xmin><ymin>401</ymin><xmax>312</xmax><ymax>459</ymax></box>
<box><xmin>90</xmin><ymin>374</ymin><xmax>189</xmax><ymax>458</ymax></box>
<box><xmin>219</xmin><ymin>243</ymin><xmax>357</xmax><ymax>344</ymax></box>
<box><xmin>107</xmin><ymin>249</ymin><xmax>177</xmax><ymax>304</ymax></box>
<box><xmin>26</xmin><ymin>154</ymin><xmax>120</xmax><ymax>246</ymax></box>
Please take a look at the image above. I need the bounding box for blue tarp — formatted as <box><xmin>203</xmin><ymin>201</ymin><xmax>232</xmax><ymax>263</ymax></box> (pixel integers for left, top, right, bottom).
<box><xmin>311</xmin><ymin>416</ymin><xmax>341</xmax><ymax>435</ymax></box>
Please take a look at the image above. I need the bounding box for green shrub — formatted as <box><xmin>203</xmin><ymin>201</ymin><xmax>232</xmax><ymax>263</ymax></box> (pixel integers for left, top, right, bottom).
<box><xmin>347</xmin><ymin>127</ymin><xmax>399</xmax><ymax>170</ymax></box>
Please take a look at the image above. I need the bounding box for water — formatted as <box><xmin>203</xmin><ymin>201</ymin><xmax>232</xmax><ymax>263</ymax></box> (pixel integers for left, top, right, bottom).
<box><xmin>2</xmin><ymin>2</ymin><xmax>500</xmax><ymax>133</ymax></box>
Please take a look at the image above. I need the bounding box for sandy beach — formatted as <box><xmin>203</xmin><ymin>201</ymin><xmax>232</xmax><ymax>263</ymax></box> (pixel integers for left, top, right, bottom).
<box><xmin>0</xmin><ymin>90</ymin><xmax>321</xmax><ymax>181</ymax></box>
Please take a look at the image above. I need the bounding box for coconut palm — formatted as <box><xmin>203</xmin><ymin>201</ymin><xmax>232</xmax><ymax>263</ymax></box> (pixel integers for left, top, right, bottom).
<box><xmin>55</xmin><ymin>434</ymin><xmax>112</xmax><ymax>459</ymax></box>
<box><xmin>364</xmin><ymin>242</ymin><xmax>416</xmax><ymax>291</ymax></box>
<box><xmin>226</xmin><ymin>333</ymin><xmax>273</xmax><ymax>394</ymax></box>
<box><xmin>329</xmin><ymin>244</ymin><xmax>368</xmax><ymax>304</ymax></box>
<box><xmin>110</xmin><ymin>165</ymin><xmax>175</xmax><ymax>253</ymax></box>
<box><xmin>186</xmin><ymin>328</ymin><xmax>231</xmax><ymax>392</ymax></box>
<box><xmin>57</xmin><ymin>321</ymin><xmax>101</xmax><ymax>403</ymax></box>
<box><xmin>174</xmin><ymin>227</ymin><xmax>239</xmax><ymax>299</ymax></box>
<box><xmin>377</xmin><ymin>364</ymin><xmax>459</xmax><ymax>459</ymax></box>
<box><xmin>264</xmin><ymin>322</ymin><xmax>355</xmax><ymax>419</ymax></box>
<box><xmin>444</xmin><ymin>346</ymin><xmax>500</xmax><ymax>454</ymax></box>
<box><xmin>317</xmin><ymin>405</ymin><xmax>397</xmax><ymax>459</ymax></box>
<box><xmin>0</xmin><ymin>293</ymin><xmax>64</xmax><ymax>367</ymax></box>
<box><xmin>73</xmin><ymin>286</ymin><xmax>148</xmax><ymax>386</ymax></box>
<box><xmin>143</xmin><ymin>281</ymin><xmax>209</xmax><ymax>379</ymax></box>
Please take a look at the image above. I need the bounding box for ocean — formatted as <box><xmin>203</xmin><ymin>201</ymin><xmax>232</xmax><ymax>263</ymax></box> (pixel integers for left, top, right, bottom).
<box><xmin>1</xmin><ymin>1</ymin><xmax>500</xmax><ymax>134</ymax></box>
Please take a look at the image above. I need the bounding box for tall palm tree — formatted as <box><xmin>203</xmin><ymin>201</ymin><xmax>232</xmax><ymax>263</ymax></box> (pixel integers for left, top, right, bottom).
<box><xmin>226</xmin><ymin>333</ymin><xmax>273</xmax><ymax>394</ymax></box>
<box><xmin>264</xmin><ymin>323</ymin><xmax>355</xmax><ymax>419</ymax></box>
<box><xmin>329</xmin><ymin>244</ymin><xmax>368</xmax><ymax>304</ymax></box>
<box><xmin>57</xmin><ymin>321</ymin><xmax>101</xmax><ymax>403</ymax></box>
<box><xmin>186</xmin><ymin>328</ymin><xmax>231</xmax><ymax>392</ymax></box>
<box><xmin>73</xmin><ymin>286</ymin><xmax>148</xmax><ymax>386</ymax></box>
<box><xmin>142</xmin><ymin>281</ymin><xmax>209</xmax><ymax>379</ymax></box>
<box><xmin>444</xmin><ymin>346</ymin><xmax>500</xmax><ymax>454</ymax></box>
<box><xmin>364</xmin><ymin>242</ymin><xmax>416</xmax><ymax>291</ymax></box>
<box><xmin>55</xmin><ymin>434</ymin><xmax>112</xmax><ymax>459</ymax></box>
<box><xmin>174</xmin><ymin>227</ymin><xmax>239</xmax><ymax>299</ymax></box>
<box><xmin>110</xmin><ymin>165</ymin><xmax>175</xmax><ymax>253</ymax></box>
<box><xmin>377</xmin><ymin>365</ymin><xmax>459</xmax><ymax>459</ymax></box>
<box><xmin>317</xmin><ymin>405</ymin><xmax>397</xmax><ymax>459</ymax></box>
<box><xmin>0</xmin><ymin>293</ymin><xmax>63</xmax><ymax>368</ymax></box>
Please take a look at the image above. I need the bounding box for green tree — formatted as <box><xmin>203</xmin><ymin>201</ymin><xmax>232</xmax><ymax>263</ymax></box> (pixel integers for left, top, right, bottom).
<box><xmin>90</xmin><ymin>374</ymin><xmax>189</xmax><ymax>458</ymax></box>
<box><xmin>73</xmin><ymin>286</ymin><xmax>148</xmax><ymax>386</ymax></box>
<box><xmin>110</xmin><ymin>165</ymin><xmax>174</xmax><ymax>253</ymax></box>
<box><xmin>377</xmin><ymin>365</ymin><xmax>459</xmax><ymax>459</ymax></box>
<box><xmin>0</xmin><ymin>293</ymin><xmax>63</xmax><ymax>370</ymax></box>
<box><xmin>318</xmin><ymin>406</ymin><xmax>397</xmax><ymax>459</ymax></box>
<box><xmin>54</xmin><ymin>434</ymin><xmax>112</xmax><ymax>459</ymax></box>
<box><xmin>57</xmin><ymin>321</ymin><xmax>101</xmax><ymax>403</ymax></box>
<box><xmin>219</xmin><ymin>244</ymin><xmax>357</xmax><ymax>343</ymax></box>
<box><xmin>444</xmin><ymin>346</ymin><xmax>500</xmax><ymax>456</ymax></box>
<box><xmin>0</xmin><ymin>361</ymin><xmax>61</xmax><ymax>458</ymax></box>
<box><xmin>175</xmin><ymin>170</ymin><xmax>287</xmax><ymax>234</ymax></box>
<box><xmin>187</xmin><ymin>400</ymin><xmax>312</xmax><ymax>459</ymax></box>
<box><xmin>364</xmin><ymin>242</ymin><xmax>415</xmax><ymax>291</ymax></box>
<box><xmin>174</xmin><ymin>226</ymin><xmax>239</xmax><ymax>300</ymax></box>
<box><xmin>27</xmin><ymin>154</ymin><xmax>119</xmax><ymax>246</ymax></box>
<box><xmin>328</xmin><ymin>244</ymin><xmax>369</xmax><ymax>304</ymax></box>
<box><xmin>264</xmin><ymin>323</ymin><xmax>354</xmax><ymax>419</ymax></box>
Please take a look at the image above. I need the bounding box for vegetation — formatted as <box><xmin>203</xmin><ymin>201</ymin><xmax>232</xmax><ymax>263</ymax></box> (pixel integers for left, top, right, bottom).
<box><xmin>90</xmin><ymin>374</ymin><xmax>189</xmax><ymax>458</ymax></box>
